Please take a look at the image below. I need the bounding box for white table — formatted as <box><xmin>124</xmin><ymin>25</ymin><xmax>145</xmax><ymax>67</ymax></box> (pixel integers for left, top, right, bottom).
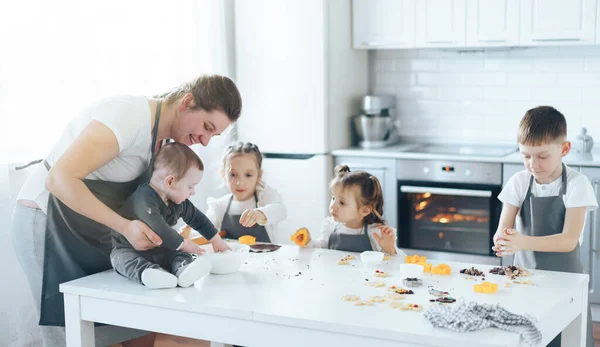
<box><xmin>60</xmin><ymin>246</ymin><xmax>589</xmax><ymax>347</ymax></box>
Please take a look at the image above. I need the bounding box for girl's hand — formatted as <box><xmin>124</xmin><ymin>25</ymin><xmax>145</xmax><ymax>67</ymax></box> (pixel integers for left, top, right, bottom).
<box><xmin>180</xmin><ymin>239</ymin><xmax>206</xmax><ymax>255</ymax></box>
<box><xmin>373</xmin><ymin>225</ymin><xmax>397</xmax><ymax>255</ymax></box>
<box><xmin>493</xmin><ymin>228</ymin><xmax>521</xmax><ymax>256</ymax></box>
<box><xmin>123</xmin><ymin>220</ymin><xmax>162</xmax><ymax>251</ymax></box>
<box><xmin>209</xmin><ymin>234</ymin><xmax>231</xmax><ymax>252</ymax></box>
<box><xmin>239</xmin><ymin>209</ymin><xmax>267</xmax><ymax>227</ymax></box>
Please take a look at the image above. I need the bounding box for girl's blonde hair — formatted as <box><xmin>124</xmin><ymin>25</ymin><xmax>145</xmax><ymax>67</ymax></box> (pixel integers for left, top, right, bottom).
<box><xmin>330</xmin><ymin>164</ymin><xmax>385</xmax><ymax>225</ymax></box>
<box><xmin>221</xmin><ymin>142</ymin><xmax>264</xmax><ymax>188</ymax></box>
<box><xmin>155</xmin><ymin>75</ymin><xmax>242</xmax><ymax>122</ymax></box>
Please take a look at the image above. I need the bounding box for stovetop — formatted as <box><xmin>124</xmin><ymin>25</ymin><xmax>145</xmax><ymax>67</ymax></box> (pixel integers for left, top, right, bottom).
<box><xmin>407</xmin><ymin>144</ymin><xmax>517</xmax><ymax>157</ymax></box>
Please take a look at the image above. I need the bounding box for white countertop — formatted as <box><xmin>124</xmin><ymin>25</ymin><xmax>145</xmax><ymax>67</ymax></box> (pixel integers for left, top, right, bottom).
<box><xmin>61</xmin><ymin>246</ymin><xmax>588</xmax><ymax>346</ymax></box>
<box><xmin>332</xmin><ymin>144</ymin><xmax>600</xmax><ymax>167</ymax></box>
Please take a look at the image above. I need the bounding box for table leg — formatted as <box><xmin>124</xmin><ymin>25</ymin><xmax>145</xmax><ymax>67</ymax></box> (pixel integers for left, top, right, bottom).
<box><xmin>561</xmin><ymin>284</ymin><xmax>588</xmax><ymax>347</ymax></box>
<box><xmin>64</xmin><ymin>293</ymin><xmax>95</xmax><ymax>347</ymax></box>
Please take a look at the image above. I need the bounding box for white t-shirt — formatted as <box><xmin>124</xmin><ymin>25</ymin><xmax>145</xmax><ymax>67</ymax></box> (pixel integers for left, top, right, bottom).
<box><xmin>17</xmin><ymin>95</ymin><xmax>153</xmax><ymax>213</ymax></box>
<box><xmin>205</xmin><ymin>185</ymin><xmax>287</xmax><ymax>243</ymax></box>
<box><xmin>498</xmin><ymin>165</ymin><xmax>598</xmax><ymax>244</ymax></box>
<box><xmin>308</xmin><ymin>216</ymin><xmax>407</xmax><ymax>257</ymax></box>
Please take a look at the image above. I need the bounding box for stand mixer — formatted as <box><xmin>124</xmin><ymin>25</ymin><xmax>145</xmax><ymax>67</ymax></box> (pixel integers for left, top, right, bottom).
<box><xmin>352</xmin><ymin>95</ymin><xmax>400</xmax><ymax>149</ymax></box>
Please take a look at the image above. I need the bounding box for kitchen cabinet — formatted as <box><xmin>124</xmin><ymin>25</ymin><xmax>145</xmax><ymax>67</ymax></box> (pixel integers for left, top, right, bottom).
<box><xmin>520</xmin><ymin>0</ymin><xmax>597</xmax><ymax>46</ymax></box>
<box><xmin>416</xmin><ymin>0</ymin><xmax>467</xmax><ymax>48</ymax></box>
<box><xmin>466</xmin><ymin>0</ymin><xmax>520</xmax><ymax>47</ymax></box>
<box><xmin>352</xmin><ymin>0</ymin><xmax>416</xmax><ymax>49</ymax></box>
<box><xmin>580</xmin><ymin>167</ymin><xmax>600</xmax><ymax>303</ymax></box>
<box><xmin>334</xmin><ymin>156</ymin><xmax>398</xmax><ymax>228</ymax></box>
<box><xmin>502</xmin><ymin>163</ymin><xmax>523</xmax><ymax>187</ymax></box>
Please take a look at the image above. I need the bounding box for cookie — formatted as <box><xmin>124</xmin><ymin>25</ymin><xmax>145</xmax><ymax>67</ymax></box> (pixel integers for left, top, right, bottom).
<box><xmin>384</xmin><ymin>293</ymin><xmax>405</xmax><ymax>300</ymax></box>
<box><xmin>337</xmin><ymin>259</ymin><xmax>349</xmax><ymax>265</ymax></box>
<box><xmin>383</xmin><ymin>255</ymin><xmax>391</xmax><ymax>261</ymax></box>
<box><xmin>374</xmin><ymin>270</ymin><xmax>388</xmax><ymax>278</ymax></box>
<box><xmin>354</xmin><ymin>300</ymin><xmax>373</xmax><ymax>306</ymax></box>
<box><xmin>364</xmin><ymin>281</ymin><xmax>386</xmax><ymax>288</ymax></box>
<box><xmin>344</xmin><ymin>255</ymin><xmax>356</xmax><ymax>260</ymax></box>
<box><xmin>369</xmin><ymin>296</ymin><xmax>386</xmax><ymax>303</ymax></box>
<box><xmin>387</xmin><ymin>301</ymin><xmax>405</xmax><ymax>309</ymax></box>
<box><xmin>341</xmin><ymin>295</ymin><xmax>360</xmax><ymax>301</ymax></box>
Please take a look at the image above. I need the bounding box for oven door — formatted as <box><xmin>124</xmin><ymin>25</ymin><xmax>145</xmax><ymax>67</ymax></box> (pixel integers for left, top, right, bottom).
<box><xmin>397</xmin><ymin>182</ymin><xmax>501</xmax><ymax>257</ymax></box>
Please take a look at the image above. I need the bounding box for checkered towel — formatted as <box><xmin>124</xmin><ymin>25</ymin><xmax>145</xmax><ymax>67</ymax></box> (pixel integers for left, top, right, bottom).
<box><xmin>424</xmin><ymin>300</ymin><xmax>542</xmax><ymax>346</ymax></box>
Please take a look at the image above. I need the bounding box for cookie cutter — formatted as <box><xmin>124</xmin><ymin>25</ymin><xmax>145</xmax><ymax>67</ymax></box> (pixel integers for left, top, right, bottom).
<box><xmin>428</xmin><ymin>288</ymin><xmax>449</xmax><ymax>297</ymax></box>
<box><xmin>402</xmin><ymin>277</ymin><xmax>423</xmax><ymax>287</ymax></box>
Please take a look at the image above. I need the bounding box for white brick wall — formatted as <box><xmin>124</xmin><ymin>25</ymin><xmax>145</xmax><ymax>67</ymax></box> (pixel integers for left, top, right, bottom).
<box><xmin>371</xmin><ymin>47</ymin><xmax>600</xmax><ymax>143</ymax></box>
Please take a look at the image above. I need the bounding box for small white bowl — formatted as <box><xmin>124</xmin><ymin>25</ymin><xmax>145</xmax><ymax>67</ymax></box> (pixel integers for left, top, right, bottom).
<box><xmin>200</xmin><ymin>243</ymin><xmax>250</xmax><ymax>275</ymax></box>
<box><xmin>400</xmin><ymin>263</ymin><xmax>424</xmax><ymax>278</ymax></box>
<box><xmin>361</xmin><ymin>251</ymin><xmax>384</xmax><ymax>267</ymax></box>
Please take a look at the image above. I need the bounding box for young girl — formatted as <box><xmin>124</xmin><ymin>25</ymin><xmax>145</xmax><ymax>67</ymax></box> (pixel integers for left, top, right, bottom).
<box><xmin>304</xmin><ymin>165</ymin><xmax>404</xmax><ymax>255</ymax></box>
<box><xmin>206</xmin><ymin>142</ymin><xmax>287</xmax><ymax>243</ymax></box>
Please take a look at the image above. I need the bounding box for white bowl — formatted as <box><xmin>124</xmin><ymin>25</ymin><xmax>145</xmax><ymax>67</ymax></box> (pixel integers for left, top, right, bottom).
<box><xmin>361</xmin><ymin>251</ymin><xmax>384</xmax><ymax>267</ymax></box>
<box><xmin>200</xmin><ymin>243</ymin><xmax>250</xmax><ymax>275</ymax></box>
<box><xmin>400</xmin><ymin>263</ymin><xmax>424</xmax><ymax>278</ymax></box>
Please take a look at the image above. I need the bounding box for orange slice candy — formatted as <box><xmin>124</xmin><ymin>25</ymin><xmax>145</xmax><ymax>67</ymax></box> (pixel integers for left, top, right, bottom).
<box><xmin>405</xmin><ymin>254</ymin><xmax>427</xmax><ymax>264</ymax></box>
<box><xmin>431</xmin><ymin>264</ymin><xmax>452</xmax><ymax>275</ymax></box>
<box><xmin>474</xmin><ymin>282</ymin><xmax>498</xmax><ymax>293</ymax></box>
<box><xmin>290</xmin><ymin>228</ymin><xmax>310</xmax><ymax>246</ymax></box>
<box><xmin>239</xmin><ymin>235</ymin><xmax>256</xmax><ymax>245</ymax></box>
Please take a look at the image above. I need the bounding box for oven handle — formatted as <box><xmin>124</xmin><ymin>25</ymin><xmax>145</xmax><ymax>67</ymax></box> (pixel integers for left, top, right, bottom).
<box><xmin>400</xmin><ymin>186</ymin><xmax>493</xmax><ymax>198</ymax></box>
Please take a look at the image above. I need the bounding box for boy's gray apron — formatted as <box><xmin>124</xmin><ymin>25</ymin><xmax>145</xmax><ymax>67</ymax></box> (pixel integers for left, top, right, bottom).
<box><xmin>38</xmin><ymin>101</ymin><xmax>162</xmax><ymax>326</ymax></box>
<box><xmin>221</xmin><ymin>194</ymin><xmax>270</xmax><ymax>242</ymax></box>
<box><xmin>515</xmin><ymin>163</ymin><xmax>593</xmax><ymax>347</ymax></box>
<box><xmin>328</xmin><ymin>223</ymin><xmax>373</xmax><ymax>252</ymax></box>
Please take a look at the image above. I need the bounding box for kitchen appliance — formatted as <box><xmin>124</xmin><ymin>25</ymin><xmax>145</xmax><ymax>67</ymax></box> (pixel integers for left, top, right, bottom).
<box><xmin>352</xmin><ymin>95</ymin><xmax>400</xmax><ymax>149</ymax></box>
<box><xmin>576</xmin><ymin>127</ymin><xmax>594</xmax><ymax>153</ymax></box>
<box><xmin>396</xmin><ymin>159</ymin><xmax>503</xmax><ymax>265</ymax></box>
<box><xmin>234</xmin><ymin>0</ymin><xmax>368</xmax><ymax>243</ymax></box>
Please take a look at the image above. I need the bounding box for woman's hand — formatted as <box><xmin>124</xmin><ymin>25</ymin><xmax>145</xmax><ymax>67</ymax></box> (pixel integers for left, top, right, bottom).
<box><xmin>209</xmin><ymin>234</ymin><xmax>231</xmax><ymax>252</ymax></box>
<box><xmin>239</xmin><ymin>209</ymin><xmax>267</xmax><ymax>227</ymax></box>
<box><xmin>374</xmin><ymin>225</ymin><xmax>397</xmax><ymax>255</ymax></box>
<box><xmin>123</xmin><ymin>220</ymin><xmax>163</xmax><ymax>251</ymax></box>
<box><xmin>180</xmin><ymin>239</ymin><xmax>206</xmax><ymax>255</ymax></box>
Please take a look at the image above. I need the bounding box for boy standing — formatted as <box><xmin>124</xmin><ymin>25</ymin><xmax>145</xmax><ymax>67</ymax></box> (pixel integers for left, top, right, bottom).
<box><xmin>494</xmin><ymin>106</ymin><xmax>598</xmax><ymax>346</ymax></box>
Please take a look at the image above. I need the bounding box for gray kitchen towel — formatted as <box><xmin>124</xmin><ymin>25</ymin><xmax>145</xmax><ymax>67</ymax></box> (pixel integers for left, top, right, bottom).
<box><xmin>424</xmin><ymin>300</ymin><xmax>542</xmax><ymax>346</ymax></box>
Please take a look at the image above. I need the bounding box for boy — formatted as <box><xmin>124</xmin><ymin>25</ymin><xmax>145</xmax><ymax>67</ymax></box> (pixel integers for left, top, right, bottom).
<box><xmin>111</xmin><ymin>142</ymin><xmax>229</xmax><ymax>289</ymax></box>
<box><xmin>493</xmin><ymin>106</ymin><xmax>598</xmax><ymax>347</ymax></box>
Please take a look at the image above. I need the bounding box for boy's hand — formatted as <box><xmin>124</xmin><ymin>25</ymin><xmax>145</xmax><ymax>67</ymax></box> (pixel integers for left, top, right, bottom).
<box><xmin>209</xmin><ymin>234</ymin><xmax>231</xmax><ymax>252</ymax></box>
<box><xmin>239</xmin><ymin>209</ymin><xmax>267</xmax><ymax>227</ymax></box>
<box><xmin>180</xmin><ymin>239</ymin><xmax>206</xmax><ymax>255</ymax></box>
<box><xmin>373</xmin><ymin>225</ymin><xmax>397</xmax><ymax>255</ymax></box>
<box><xmin>492</xmin><ymin>228</ymin><xmax>522</xmax><ymax>256</ymax></box>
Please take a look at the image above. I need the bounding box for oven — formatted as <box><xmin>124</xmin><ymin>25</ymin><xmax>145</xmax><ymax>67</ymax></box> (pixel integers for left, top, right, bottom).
<box><xmin>396</xmin><ymin>159</ymin><xmax>503</xmax><ymax>265</ymax></box>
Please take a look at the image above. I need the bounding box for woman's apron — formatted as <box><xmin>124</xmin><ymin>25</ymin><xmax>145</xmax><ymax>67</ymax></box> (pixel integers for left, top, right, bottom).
<box><xmin>515</xmin><ymin>163</ymin><xmax>593</xmax><ymax>347</ymax></box>
<box><xmin>328</xmin><ymin>223</ymin><xmax>373</xmax><ymax>252</ymax></box>
<box><xmin>221</xmin><ymin>194</ymin><xmax>270</xmax><ymax>243</ymax></box>
<box><xmin>38</xmin><ymin>101</ymin><xmax>162</xmax><ymax>326</ymax></box>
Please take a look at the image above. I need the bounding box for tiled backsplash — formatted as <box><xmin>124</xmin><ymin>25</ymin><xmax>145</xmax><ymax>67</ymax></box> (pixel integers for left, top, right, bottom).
<box><xmin>370</xmin><ymin>47</ymin><xmax>600</xmax><ymax>144</ymax></box>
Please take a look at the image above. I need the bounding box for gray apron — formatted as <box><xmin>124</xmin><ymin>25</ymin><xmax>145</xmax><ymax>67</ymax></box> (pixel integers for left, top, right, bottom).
<box><xmin>516</xmin><ymin>163</ymin><xmax>592</xmax><ymax>347</ymax></box>
<box><xmin>328</xmin><ymin>223</ymin><xmax>373</xmax><ymax>252</ymax></box>
<box><xmin>38</xmin><ymin>101</ymin><xmax>162</xmax><ymax>326</ymax></box>
<box><xmin>221</xmin><ymin>194</ymin><xmax>270</xmax><ymax>243</ymax></box>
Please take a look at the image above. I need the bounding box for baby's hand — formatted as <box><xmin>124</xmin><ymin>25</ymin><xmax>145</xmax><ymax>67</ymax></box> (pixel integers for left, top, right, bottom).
<box><xmin>374</xmin><ymin>225</ymin><xmax>397</xmax><ymax>255</ymax></box>
<box><xmin>239</xmin><ymin>209</ymin><xmax>267</xmax><ymax>227</ymax></box>
<box><xmin>180</xmin><ymin>239</ymin><xmax>206</xmax><ymax>255</ymax></box>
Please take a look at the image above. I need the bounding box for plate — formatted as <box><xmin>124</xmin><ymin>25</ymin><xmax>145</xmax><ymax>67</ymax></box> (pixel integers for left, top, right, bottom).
<box><xmin>249</xmin><ymin>243</ymin><xmax>282</xmax><ymax>253</ymax></box>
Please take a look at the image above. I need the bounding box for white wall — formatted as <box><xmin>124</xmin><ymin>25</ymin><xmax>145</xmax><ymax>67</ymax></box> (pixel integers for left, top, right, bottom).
<box><xmin>370</xmin><ymin>46</ymin><xmax>600</xmax><ymax>144</ymax></box>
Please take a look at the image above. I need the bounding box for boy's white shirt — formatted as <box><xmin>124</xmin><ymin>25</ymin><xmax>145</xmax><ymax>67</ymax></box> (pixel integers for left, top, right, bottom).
<box><xmin>498</xmin><ymin>164</ymin><xmax>598</xmax><ymax>244</ymax></box>
<box><xmin>307</xmin><ymin>216</ymin><xmax>407</xmax><ymax>257</ymax></box>
<box><xmin>205</xmin><ymin>185</ymin><xmax>287</xmax><ymax>242</ymax></box>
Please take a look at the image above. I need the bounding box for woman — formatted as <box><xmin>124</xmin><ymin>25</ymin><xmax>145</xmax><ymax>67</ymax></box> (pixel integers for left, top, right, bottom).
<box><xmin>11</xmin><ymin>75</ymin><xmax>242</xmax><ymax>346</ymax></box>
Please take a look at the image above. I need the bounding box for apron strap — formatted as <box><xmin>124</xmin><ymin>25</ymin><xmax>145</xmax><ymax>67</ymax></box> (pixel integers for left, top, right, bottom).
<box><xmin>560</xmin><ymin>163</ymin><xmax>568</xmax><ymax>195</ymax></box>
<box><xmin>148</xmin><ymin>100</ymin><xmax>162</xmax><ymax>172</ymax></box>
<box><xmin>14</xmin><ymin>159</ymin><xmax>43</xmax><ymax>171</ymax></box>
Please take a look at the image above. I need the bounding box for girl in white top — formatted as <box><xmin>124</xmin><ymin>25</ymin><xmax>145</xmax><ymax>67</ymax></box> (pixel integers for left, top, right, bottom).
<box><xmin>303</xmin><ymin>165</ymin><xmax>406</xmax><ymax>256</ymax></box>
<box><xmin>205</xmin><ymin>142</ymin><xmax>287</xmax><ymax>243</ymax></box>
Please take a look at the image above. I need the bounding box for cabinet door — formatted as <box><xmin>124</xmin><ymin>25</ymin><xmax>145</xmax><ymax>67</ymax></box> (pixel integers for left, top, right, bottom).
<box><xmin>334</xmin><ymin>157</ymin><xmax>397</xmax><ymax>228</ymax></box>
<box><xmin>352</xmin><ymin>0</ymin><xmax>416</xmax><ymax>49</ymax></box>
<box><xmin>502</xmin><ymin>163</ymin><xmax>523</xmax><ymax>187</ymax></box>
<box><xmin>580</xmin><ymin>168</ymin><xmax>600</xmax><ymax>303</ymax></box>
<box><xmin>520</xmin><ymin>0</ymin><xmax>597</xmax><ymax>46</ymax></box>
<box><xmin>416</xmin><ymin>0</ymin><xmax>467</xmax><ymax>48</ymax></box>
<box><xmin>466</xmin><ymin>0</ymin><xmax>519</xmax><ymax>46</ymax></box>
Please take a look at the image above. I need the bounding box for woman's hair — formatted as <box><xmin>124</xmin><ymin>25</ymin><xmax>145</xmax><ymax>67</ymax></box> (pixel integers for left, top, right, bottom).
<box><xmin>329</xmin><ymin>164</ymin><xmax>385</xmax><ymax>225</ymax></box>
<box><xmin>220</xmin><ymin>142</ymin><xmax>264</xmax><ymax>187</ymax></box>
<box><xmin>153</xmin><ymin>142</ymin><xmax>203</xmax><ymax>181</ymax></box>
<box><xmin>156</xmin><ymin>75</ymin><xmax>242</xmax><ymax>122</ymax></box>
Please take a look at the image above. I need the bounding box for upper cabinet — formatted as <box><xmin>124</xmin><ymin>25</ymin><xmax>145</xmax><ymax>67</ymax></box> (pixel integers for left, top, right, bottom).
<box><xmin>352</xmin><ymin>0</ymin><xmax>416</xmax><ymax>49</ymax></box>
<box><xmin>466</xmin><ymin>0</ymin><xmax>520</xmax><ymax>47</ymax></box>
<box><xmin>353</xmin><ymin>0</ymin><xmax>599</xmax><ymax>49</ymax></box>
<box><xmin>415</xmin><ymin>0</ymin><xmax>466</xmax><ymax>48</ymax></box>
<box><xmin>520</xmin><ymin>0</ymin><xmax>596</xmax><ymax>46</ymax></box>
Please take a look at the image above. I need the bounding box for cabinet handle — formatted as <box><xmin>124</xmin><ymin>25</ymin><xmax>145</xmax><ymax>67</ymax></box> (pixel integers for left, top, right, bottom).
<box><xmin>425</xmin><ymin>40</ymin><xmax>456</xmax><ymax>44</ymax></box>
<box><xmin>590</xmin><ymin>179</ymin><xmax>599</xmax><ymax>293</ymax></box>
<box><xmin>344</xmin><ymin>163</ymin><xmax>386</xmax><ymax>171</ymax></box>
<box><xmin>363</xmin><ymin>41</ymin><xmax>406</xmax><ymax>47</ymax></box>
<box><xmin>477</xmin><ymin>39</ymin><xmax>508</xmax><ymax>43</ymax></box>
<box><xmin>532</xmin><ymin>38</ymin><xmax>582</xmax><ymax>42</ymax></box>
